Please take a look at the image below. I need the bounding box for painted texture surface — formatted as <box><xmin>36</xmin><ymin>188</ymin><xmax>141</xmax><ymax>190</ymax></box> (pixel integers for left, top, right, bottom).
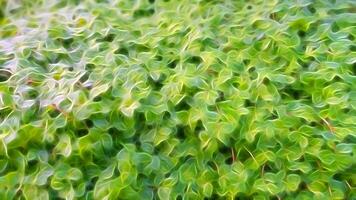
<box><xmin>0</xmin><ymin>0</ymin><xmax>355</xmax><ymax>199</ymax></box>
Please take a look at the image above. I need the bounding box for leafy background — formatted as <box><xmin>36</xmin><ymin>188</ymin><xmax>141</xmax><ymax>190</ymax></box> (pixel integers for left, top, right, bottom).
<box><xmin>0</xmin><ymin>0</ymin><xmax>355</xmax><ymax>199</ymax></box>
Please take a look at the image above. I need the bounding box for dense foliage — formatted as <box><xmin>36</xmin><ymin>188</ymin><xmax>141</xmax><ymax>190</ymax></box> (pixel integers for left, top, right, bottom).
<box><xmin>0</xmin><ymin>0</ymin><xmax>355</xmax><ymax>199</ymax></box>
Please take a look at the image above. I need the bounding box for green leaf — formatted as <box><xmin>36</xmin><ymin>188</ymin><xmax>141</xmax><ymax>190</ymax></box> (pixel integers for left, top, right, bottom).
<box><xmin>158</xmin><ymin>187</ymin><xmax>171</xmax><ymax>200</ymax></box>
<box><xmin>202</xmin><ymin>183</ymin><xmax>213</xmax><ymax>197</ymax></box>
<box><xmin>286</xmin><ymin>174</ymin><xmax>301</xmax><ymax>191</ymax></box>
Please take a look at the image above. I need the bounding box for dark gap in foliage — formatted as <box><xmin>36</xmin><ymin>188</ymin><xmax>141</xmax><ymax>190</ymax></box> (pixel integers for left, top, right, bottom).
<box><xmin>282</xmin><ymin>86</ymin><xmax>301</xmax><ymax>99</ymax></box>
<box><xmin>232</xmin><ymin>80</ymin><xmax>240</xmax><ymax>88</ymax></box>
<box><xmin>114</xmin><ymin>47</ymin><xmax>129</xmax><ymax>55</ymax></box>
<box><xmin>48</xmin><ymin>109</ymin><xmax>61</xmax><ymax>118</ymax></box>
<box><xmin>44</xmin><ymin>143</ymin><xmax>56</xmax><ymax>160</ymax></box>
<box><xmin>248</xmin><ymin>67</ymin><xmax>255</xmax><ymax>74</ymax></box>
<box><xmin>269</xmin><ymin>12</ymin><xmax>282</xmax><ymax>22</ymax></box>
<box><xmin>163</xmin><ymin>111</ymin><xmax>171</xmax><ymax>121</ymax></box>
<box><xmin>155</xmin><ymin>55</ymin><xmax>163</xmax><ymax>61</ymax></box>
<box><xmin>79</xmin><ymin>72</ymin><xmax>90</xmax><ymax>83</ymax></box>
<box><xmin>331</xmin><ymin>22</ymin><xmax>340</xmax><ymax>32</ymax></box>
<box><xmin>85</xmin><ymin>63</ymin><xmax>96</xmax><ymax>71</ymax></box>
<box><xmin>299</xmin><ymin>181</ymin><xmax>308</xmax><ymax>190</ymax></box>
<box><xmin>266</xmin><ymin>111</ymin><xmax>278</xmax><ymax>120</ymax></box>
<box><xmin>195</xmin><ymin>120</ymin><xmax>204</xmax><ymax>132</ymax></box>
<box><xmin>352</xmin><ymin>63</ymin><xmax>356</xmax><ymax>75</ymax></box>
<box><xmin>342</xmin><ymin>135</ymin><xmax>356</xmax><ymax>143</ymax></box>
<box><xmin>182</xmin><ymin>155</ymin><xmax>193</xmax><ymax>163</ymax></box>
<box><xmin>298</xmin><ymin>156</ymin><xmax>305</xmax><ymax>162</ymax></box>
<box><xmin>112</xmin><ymin>137</ymin><xmax>123</xmax><ymax>150</ymax></box>
<box><xmin>297</xmin><ymin>30</ymin><xmax>306</xmax><ymax>38</ymax></box>
<box><xmin>133</xmin><ymin>9</ymin><xmax>155</xmax><ymax>18</ymax></box>
<box><xmin>175</xmin><ymin>98</ymin><xmax>190</xmax><ymax>111</ymax></box>
<box><xmin>348</xmin><ymin>34</ymin><xmax>355</xmax><ymax>41</ymax></box>
<box><xmin>218</xmin><ymin>145</ymin><xmax>231</xmax><ymax>154</ymax></box>
<box><xmin>243</xmin><ymin>59</ymin><xmax>250</xmax><ymax>66</ymax></box>
<box><xmin>307</xmin><ymin>5</ymin><xmax>316</xmax><ymax>14</ymax></box>
<box><xmin>164</xmin><ymin>172</ymin><xmax>171</xmax><ymax>178</ymax></box>
<box><xmin>76</xmin><ymin>129</ymin><xmax>89</xmax><ymax>137</ymax></box>
<box><xmin>308</xmin><ymin>56</ymin><xmax>316</xmax><ymax>62</ymax></box>
<box><xmin>86</xmin><ymin>177</ymin><xmax>98</xmax><ymax>191</ymax></box>
<box><xmin>45</xmin><ymin>189</ymin><xmax>60</xmax><ymax>200</ymax></box>
<box><xmin>103</xmin><ymin>142</ymin><xmax>119</xmax><ymax>158</ymax></box>
<box><xmin>93</xmin><ymin>96</ymin><xmax>102</xmax><ymax>102</ymax></box>
<box><xmin>146</xmin><ymin>124</ymin><xmax>154</xmax><ymax>130</ymax></box>
<box><xmin>60</xmin><ymin>38</ymin><xmax>74</xmax><ymax>49</ymax></box>
<box><xmin>148</xmin><ymin>0</ymin><xmax>155</xmax><ymax>3</ymax></box>
<box><xmin>176</xmin><ymin>195</ymin><xmax>182</xmax><ymax>200</ymax></box>
<box><xmin>342</xmin><ymin>108</ymin><xmax>350</xmax><ymax>113</ymax></box>
<box><xmin>56</xmin><ymin>127</ymin><xmax>65</xmax><ymax>134</ymax></box>
<box><xmin>333</xmin><ymin>173</ymin><xmax>344</xmax><ymax>181</ymax></box>
<box><xmin>225</xmin><ymin>156</ymin><xmax>233</xmax><ymax>165</ymax></box>
<box><xmin>271</xmin><ymin>196</ymin><xmax>282</xmax><ymax>200</ymax></box>
<box><xmin>147</xmin><ymin>76</ymin><xmax>164</xmax><ymax>90</ymax></box>
<box><xmin>108</xmin><ymin>127</ymin><xmax>120</xmax><ymax>135</ymax></box>
<box><xmin>350</xmin><ymin>45</ymin><xmax>356</xmax><ymax>52</ymax></box>
<box><xmin>309</xmin><ymin>121</ymin><xmax>317</xmax><ymax>127</ymax></box>
<box><xmin>269</xmin><ymin>13</ymin><xmax>275</xmax><ymax>20</ymax></box>
<box><xmin>216</xmin><ymin>91</ymin><xmax>225</xmax><ymax>102</ymax></box>
<box><xmin>210</xmin><ymin>194</ymin><xmax>222</xmax><ymax>200</ymax></box>
<box><xmin>135</xmin><ymin>112</ymin><xmax>146</xmax><ymax>131</ymax></box>
<box><xmin>153</xmin><ymin>142</ymin><xmax>165</xmax><ymax>155</ymax></box>
<box><xmin>186</xmin><ymin>56</ymin><xmax>202</xmax><ymax>65</ymax></box>
<box><xmin>102</xmin><ymin>33</ymin><xmax>116</xmax><ymax>42</ymax></box>
<box><xmin>244</xmin><ymin>99</ymin><xmax>255</xmax><ymax>107</ymax></box>
<box><xmin>27</xmin><ymin>159</ymin><xmax>38</xmax><ymax>168</ymax></box>
<box><xmin>263</xmin><ymin>163</ymin><xmax>274</xmax><ymax>173</ymax></box>
<box><xmin>234</xmin><ymin>195</ymin><xmax>253</xmax><ymax>200</ymax></box>
<box><xmin>184</xmin><ymin>86</ymin><xmax>200</xmax><ymax>99</ymax></box>
<box><xmin>135</xmin><ymin>138</ymin><xmax>141</xmax><ymax>149</ymax></box>
<box><xmin>9</xmin><ymin>8</ymin><xmax>20</xmax><ymax>15</ymax></box>
<box><xmin>137</xmin><ymin>173</ymin><xmax>147</xmax><ymax>182</ymax></box>
<box><xmin>207</xmin><ymin>161</ymin><xmax>217</xmax><ymax>171</ymax></box>
<box><xmin>297</xmin><ymin>59</ymin><xmax>310</xmax><ymax>69</ymax></box>
<box><xmin>168</xmin><ymin>59</ymin><xmax>179</xmax><ymax>68</ymax></box>
<box><xmin>85</xmin><ymin>119</ymin><xmax>94</xmax><ymax>128</ymax></box>
<box><xmin>176</xmin><ymin>125</ymin><xmax>186</xmax><ymax>140</ymax></box>
<box><xmin>0</xmin><ymin>8</ymin><xmax>4</xmax><ymax>20</ymax></box>
<box><xmin>332</xmin><ymin>75</ymin><xmax>341</xmax><ymax>82</ymax></box>
<box><xmin>167</xmin><ymin>42</ymin><xmax>176</xmax><ymax>48</ymax></box>
<box><xmin>263</xmin><ymin>78</ymin><xmax>270</xmax><ymax>85</ymax></box>
<box><xmin>246</xmin><ymin>5</ymin><xmax>252</xmax><ymax>10</ymax></box>
<box><xmin>28</xmin><ymin>89</ymin><xmax>39</xmax><ymax>99</ymax></box>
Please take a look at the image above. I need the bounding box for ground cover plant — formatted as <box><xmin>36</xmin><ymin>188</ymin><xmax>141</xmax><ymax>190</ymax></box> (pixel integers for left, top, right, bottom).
<box><xmin>0</xmin><ymin>0</ymin><xmax>355</xmax><ymax>199</ymax></box>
